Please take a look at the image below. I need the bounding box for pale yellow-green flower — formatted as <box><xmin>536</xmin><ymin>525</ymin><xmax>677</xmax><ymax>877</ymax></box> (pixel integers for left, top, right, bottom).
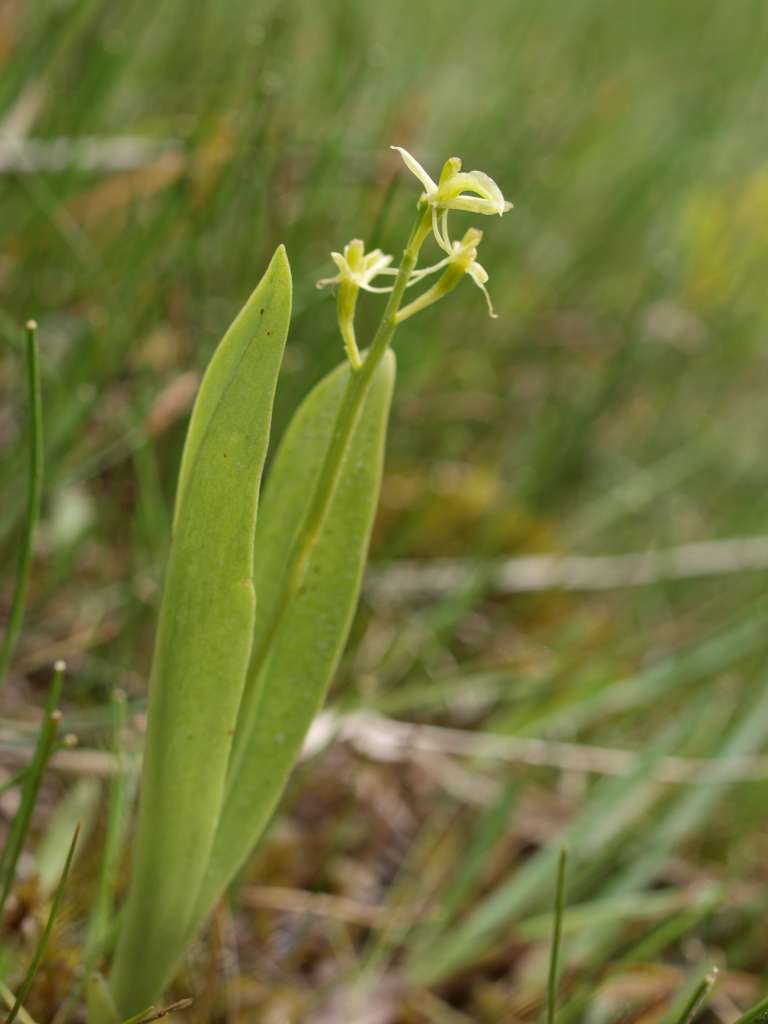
<box><xmin>317</xmin><ymin>240</ymin><xmax>397</xmax><ymax>369</ymax></box>
<box><xmin>391</xmin><ymin>146</ymin><xmax>512</xmax><ymax>254</ymax></box>
<box><xmin>316</xmin><ymin>239</ymin><xmax>395</xmax><ymax>294</ymax></box>
<box><xmin>397</xmin><ymin>228</ymin><xmax>497</xmax><ymax>321</ymax></box>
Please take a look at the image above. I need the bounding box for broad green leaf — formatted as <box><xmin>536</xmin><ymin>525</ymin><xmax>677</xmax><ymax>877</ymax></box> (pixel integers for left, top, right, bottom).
<box><xmin>191</xmin><ymin>350</ymin><xmax>396</xmax><ymax>926</ymax></box>
<box><xmin>110</xmin><ymin>246</ymin><xmax>292</xmax><ymax>1016</ymax></box>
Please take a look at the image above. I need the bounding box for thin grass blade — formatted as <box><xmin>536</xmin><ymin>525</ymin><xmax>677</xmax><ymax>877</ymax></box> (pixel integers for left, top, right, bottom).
<box><xmin>734</xmin><ymin>992</ymin><xmax>768</xmax><ymax>1023</ymax></box>
<box><xmin>0</xmin><ymin>320</ymin><xmax>44</xmax><ymax>685</ymax></box>
<box><xmin>0</xmin><ymin>659</ymin><xmax>65</xmax><ymax>918</ymax></box>
<box><xmin>6</xmin><ymin>824</ymin><xmax>79</xmax><ymax>1024</ymax></box>
<box><xmin>85</xmin><ymin>688</ymin><xmax>130</xmax><ymax>961</ymax></box>
<box><xmin>407</xmin><ymin>709</ymin><xmax>696</xmax><ymax>984</ymax></box>
<box><xmin>660</xmin><ymin>967</ymin><xmax>718</xmax><ymax>1024</ymax></box>
<box><xmin>0</xmin><ymin>982</ymin><xmax>38</xmax><ymax>1024</ymax></box>
<box><xmin>54</xmin><ymin>693</ymin><xmax>132</xmax><ymax>1024</ymax></box>
<box><xmin>545</xmin><ymin>848</ymin><xmax>568</xmax><ymax>1024</ymax></box>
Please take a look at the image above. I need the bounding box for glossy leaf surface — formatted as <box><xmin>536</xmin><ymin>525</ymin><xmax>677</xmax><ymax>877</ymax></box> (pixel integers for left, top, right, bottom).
<box><xmin>192</xmin><ymin>350</ymin><xmax>396</xmax><ymax>924</ymax></box>
<box><xmin>110</xmin><ymin>246</ymin><xmax>292</xmax><ymax>1015</ymax></box>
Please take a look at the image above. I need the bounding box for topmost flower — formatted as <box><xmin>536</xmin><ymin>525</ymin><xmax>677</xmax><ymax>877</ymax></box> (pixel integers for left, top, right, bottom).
<box><xmin>391</xmin><ymin>146</ymin><xmax>512</xmax><ymax>253</ymax></box>
<box><xmin>392</xmin><ymin>146</ymin><xmax>512</xmax><ymax>216</ymax></box>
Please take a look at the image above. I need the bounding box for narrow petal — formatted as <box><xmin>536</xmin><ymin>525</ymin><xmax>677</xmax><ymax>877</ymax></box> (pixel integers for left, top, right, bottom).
<box><xmin>440</xmin><ymin>209</ymin><xmax>452</xmax><ymax>250</ymax></box>
<box><xmin>432</xmin><ymin>205</ymin><xmax>452</xmax><ymax>254</ymax></box>
<box><xmin>365</xmin><ymin>252</ymin><xmax>394</xmax><ymax>275</ymax></box>
<box><xmin>468</xmin><ymin>263</ymin><xmax>497</xmax><ymax>318</ymax></box>
<box><xmin>360</xmin><ymin>283</ymin><xmax>396</xmax><ymax>294</ymax></box>
<box><xmin>468</xmin><ymin>261</ymin><xmax>488</xmax><ymax>284</ymax></box>
<box><xmin>391</xmin><ymin>145</ymin><xmax>437</xmax><ymax>194</ymax></box>
<box><xmin>408</xmin><ymin>254</ymin><xmax>452</xmax><ymax>281</ymax></box>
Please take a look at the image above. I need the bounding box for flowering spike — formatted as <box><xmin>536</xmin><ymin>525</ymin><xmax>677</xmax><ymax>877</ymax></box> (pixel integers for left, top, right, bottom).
<box><xmin>318</xmin><ymin>145</ymin><xmax>510</xmax><ymax>363</ymax></box>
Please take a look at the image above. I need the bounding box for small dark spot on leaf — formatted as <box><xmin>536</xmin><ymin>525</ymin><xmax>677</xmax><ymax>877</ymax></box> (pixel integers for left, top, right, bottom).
<box><xmin>260</xmin><ymin>308</ymin><xmax>265</xmax><ymax>315</ymax></box>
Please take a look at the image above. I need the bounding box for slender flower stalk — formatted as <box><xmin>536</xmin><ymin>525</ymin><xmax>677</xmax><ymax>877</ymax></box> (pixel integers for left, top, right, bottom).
<box><xmin>318</xmin><ymin>146</ymin><xmax>511</xmax><ymax>358</ymax></box>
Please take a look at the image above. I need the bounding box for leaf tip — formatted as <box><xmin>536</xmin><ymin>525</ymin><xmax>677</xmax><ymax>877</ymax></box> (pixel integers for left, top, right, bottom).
<box><xmin>270</xmin><ymin>242</ymin><xmax>291</xmax><ymax>274</ymax></box>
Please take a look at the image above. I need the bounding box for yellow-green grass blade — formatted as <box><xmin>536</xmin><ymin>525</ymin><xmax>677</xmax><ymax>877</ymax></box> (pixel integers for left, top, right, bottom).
<box><xmin>407</xmin><ymin>708</ymin><xmax>697</xmax><ymax>985</ymax></box>
<box><xmin>0</xmin><ymin>320</ymin><xmax>43</xmax><ymax>685</ymax></box>
<box><xmin>734</xmin><ymin>992</ymin><xmax>768</xmax><ymax>1023</ymax></box>
<box><xmin>660</xmin><ymin>966</ymin><xmax>718</xmax><ymax>1024</ymax></box>
<box><xmin>546</xmin><ymin>848</ymin><xmax>568</xmax><ymax>1024</ymax></box>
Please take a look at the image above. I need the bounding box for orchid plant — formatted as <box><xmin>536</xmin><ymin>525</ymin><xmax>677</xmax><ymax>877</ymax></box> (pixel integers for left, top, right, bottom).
<box><xmin>104</xmin><ymin>146</ymin><xmax>512</xmax><ymax>1019</ymax></box>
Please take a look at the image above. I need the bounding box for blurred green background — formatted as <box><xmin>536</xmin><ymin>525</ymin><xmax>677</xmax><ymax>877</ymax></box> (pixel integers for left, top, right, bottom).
<box><xmin>2</xmin><ymin>1</ymin><xmax>768</xmax><ymax>1020</ymax></box>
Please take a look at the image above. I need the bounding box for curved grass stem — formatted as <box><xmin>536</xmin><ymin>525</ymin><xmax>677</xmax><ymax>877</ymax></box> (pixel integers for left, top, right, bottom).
<box><xmin>6</xmin><ymin>825</ymin><xmax>79</xmax><ymax>1024</ymax></box>
<box><xmin>0</xmin><ymin>660</ymin><xmax>65</xmax><ymax>919</ymax></box>
<box><xmin>0</xmin><ymin>320</ymin><xmax>44</xmax><ymax>685</ymax></box>
<box><xmin>545</xmin><ymin>847</ymin><xmax>568</xmax><ymax>1024</ymax></box>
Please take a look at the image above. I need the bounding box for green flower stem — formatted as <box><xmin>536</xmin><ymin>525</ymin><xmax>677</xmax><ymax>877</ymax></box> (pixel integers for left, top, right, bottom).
<box><xmin>225</xmin><ymin>205</ymin><xmax>431</xmax><ymax>792</ymax></box>
<box><xmin>395</xmin><ymin>262</ymin><xmax>465</xmax><ymax>322</ymax></box>
<box><xmin>337</xmin><ymin>281</ymin><xmax>362</xmax><ymax>369</ymax></box>
<box><xmin>0</xmin><ymin>320</ymin><xmax>43</xmax><ymax>685</ymax></box>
